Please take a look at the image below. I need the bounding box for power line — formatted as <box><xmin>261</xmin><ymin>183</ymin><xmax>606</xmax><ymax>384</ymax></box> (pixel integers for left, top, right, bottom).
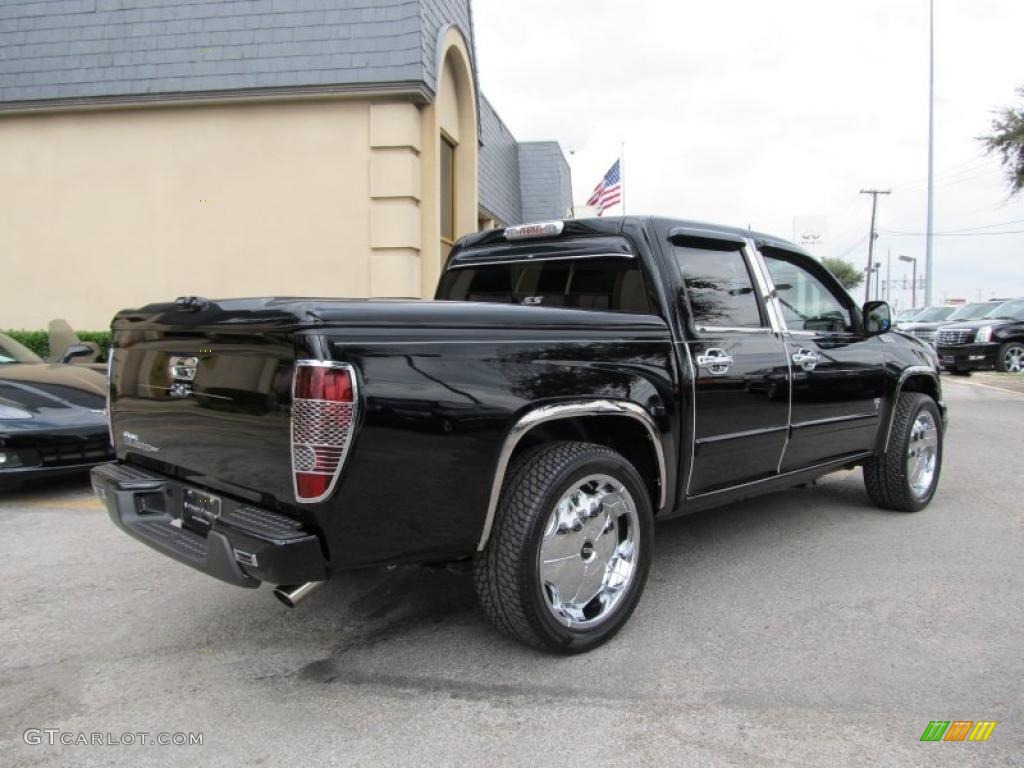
<box><xmin>832</xmin><ymin>234</ymin><xmax>868</xmax><ymax>260</ymax></box>
<box><xmin>828</xmin><ymin>201</ymin><xmax>873</xmax><ymax>245</ymax></box>
<box><xmin>883</xmin><ymin>199</ymin><xmax>1024</xmax><ymax>229</ymax></box>
<box><xmin>829</xmin><ymin>197</ymin><xmax>871</xmax><ymax>233</ymax></box>
<box><xmin>882</xmin><ymin>217</ymin><xmax>1024</xmax><ymax>235</ymax></box>
<box><xmin>897</xmin><ymin>166</ymin><xmax>998</xmax><ymax>193</ymax></box>
<box><xmin>889</xmin><ymin>156</ymin><xmax>989</xmax><ymax>191</ymax></box>
<box><xmin>879</xmin><ymin>229</ymin><xmax>1024</xmax><ymax>237</ymax></box>
<box><xmin>941</xmin><ymin>218</ymin><xmax>1024</xmax><ymax>232</ymax></box>
<box><xmin>824</xmin><ymin>159</ymin><xmax>1001</xmax><ymax>254</ymax></box>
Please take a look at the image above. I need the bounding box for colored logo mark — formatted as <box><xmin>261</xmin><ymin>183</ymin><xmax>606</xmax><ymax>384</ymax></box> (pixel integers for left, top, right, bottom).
<box><xmin>920</xmin><ymin>721</ymin><xmax>997</xmax><ymax>742</ymax></box>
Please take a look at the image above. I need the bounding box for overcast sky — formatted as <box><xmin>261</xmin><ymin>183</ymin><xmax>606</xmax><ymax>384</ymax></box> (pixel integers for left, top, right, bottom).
<box><xmin>474</xmin><ymin>0</ymin><xmax>1024</xmax><ymax>308</ymax></box>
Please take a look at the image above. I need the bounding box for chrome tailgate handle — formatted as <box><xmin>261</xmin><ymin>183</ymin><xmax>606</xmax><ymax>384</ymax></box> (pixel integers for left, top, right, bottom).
<box><xmin>792</xmin><ymin>348</ymin><xmax>820</xmax><ymax>371</ymax></box>
<box><xmin>695</xmin><ymin>347</ymin><xmax>734</xmax><ymax>376</ymax></box>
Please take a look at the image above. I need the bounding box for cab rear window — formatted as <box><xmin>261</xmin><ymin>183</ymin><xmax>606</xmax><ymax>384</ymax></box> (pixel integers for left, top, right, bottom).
<box><xmin>437</xmin><ymin>257</ymin><xmax>651</xmax><ymax>314</ymax></box>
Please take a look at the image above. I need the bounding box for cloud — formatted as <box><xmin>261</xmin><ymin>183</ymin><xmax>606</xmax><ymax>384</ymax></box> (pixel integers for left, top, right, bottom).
<box><xmin>474</xmin><ymin>0</ymin><xmax>1024</xmax><ymax>305</ymax></box>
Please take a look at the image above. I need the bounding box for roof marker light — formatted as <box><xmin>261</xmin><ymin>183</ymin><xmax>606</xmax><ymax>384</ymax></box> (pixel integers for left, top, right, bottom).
<box><xmin>504</xmin><ymin>221</ymin><xmax>564</xmax><ymax>241</ymax></box>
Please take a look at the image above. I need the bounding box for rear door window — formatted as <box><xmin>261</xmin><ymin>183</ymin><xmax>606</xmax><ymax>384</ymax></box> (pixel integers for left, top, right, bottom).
<box><xmin>992</xmin><ymin>299</ymin><xmax>1024</xmax><ymax>320</ymax></box>
<box><xmin>438</xmin><ymin>257</ymin><xmax>651</xmax><ymax>314</ymax></box>
<box><xmin>671</xmin><ymin>241</ymin><xmax>764</xmax><ymax>328</ymax></box>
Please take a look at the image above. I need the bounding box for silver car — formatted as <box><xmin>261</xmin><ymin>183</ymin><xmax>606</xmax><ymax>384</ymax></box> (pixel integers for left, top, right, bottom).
<box><xmin>898</xmin><ymin>305</ymin><xmax>960</xmax><ymax>345</ymax></box>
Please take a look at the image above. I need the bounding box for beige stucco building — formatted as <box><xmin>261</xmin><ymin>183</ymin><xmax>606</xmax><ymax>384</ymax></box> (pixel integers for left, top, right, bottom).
<box><xmin>0</xmin><ymin>1</ymin><xmax>571</xmax><ymax>330</ymax></box>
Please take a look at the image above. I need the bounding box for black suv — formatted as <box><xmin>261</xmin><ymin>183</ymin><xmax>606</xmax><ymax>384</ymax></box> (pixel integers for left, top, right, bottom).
<box><xmin>936</xmin><ymin>298</ymin><xmax>1024</xmax><ymax>374</ymax></box>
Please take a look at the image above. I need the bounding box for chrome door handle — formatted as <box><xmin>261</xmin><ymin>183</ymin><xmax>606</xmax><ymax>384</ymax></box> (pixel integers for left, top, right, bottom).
<box><xmin>695</xmin><ymin>347</ymin><xmax>734</xmax><ymax>376</ymax></box>
<box><xmin>792</xmin><ymin>348</ymin><xmax>819</xmax><ymax>371</ymax></box>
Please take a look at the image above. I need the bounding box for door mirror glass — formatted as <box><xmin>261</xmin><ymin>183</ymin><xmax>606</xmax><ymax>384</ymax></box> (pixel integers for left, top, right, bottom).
<box><xmin>863</xmin><ymin>301</ymin><xmax>892</xmax><ymax>335</ymax></box>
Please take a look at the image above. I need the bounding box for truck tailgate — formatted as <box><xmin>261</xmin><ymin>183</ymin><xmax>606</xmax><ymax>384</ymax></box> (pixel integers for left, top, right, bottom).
<box><xmin>110</xmin><ymin>315</ymin><xmax>300</xmax><ymax>506</ymax></box>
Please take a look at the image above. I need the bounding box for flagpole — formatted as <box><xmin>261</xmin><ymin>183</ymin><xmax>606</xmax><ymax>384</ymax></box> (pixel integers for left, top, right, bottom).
<box><xmin>620</xmin><ymin>141</ymin><xmax>626</xmax><ymax>215</ymax></box>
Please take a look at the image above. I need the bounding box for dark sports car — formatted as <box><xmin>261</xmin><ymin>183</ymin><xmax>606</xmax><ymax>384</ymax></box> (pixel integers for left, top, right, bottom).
<box><xmin>0</xmin><ymin>333</ymin><xmax>113</xmax><ymax>485</ymax></box>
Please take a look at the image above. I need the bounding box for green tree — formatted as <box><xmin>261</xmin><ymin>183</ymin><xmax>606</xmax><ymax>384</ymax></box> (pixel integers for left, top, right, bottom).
<box><xmin>981</xmin><ymin>86</ymin><xmax>1024</xmax><ymax>197</ymax></box>
<box><xmin>821</xmin><ymin>257</ymin><xmax>864</xmax><ymax>290</ymax></box>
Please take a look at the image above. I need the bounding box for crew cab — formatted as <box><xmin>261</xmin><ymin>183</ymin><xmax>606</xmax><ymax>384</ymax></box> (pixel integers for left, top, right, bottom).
<box><xmin>92</xmin><ymin>217</ymin><xmax>947</xmax><ymax>653</ymax></box>
<box><xmin>935</xmin><ymin>298</ymin><xmax>1024</xmax><ymax>374</ymax></box>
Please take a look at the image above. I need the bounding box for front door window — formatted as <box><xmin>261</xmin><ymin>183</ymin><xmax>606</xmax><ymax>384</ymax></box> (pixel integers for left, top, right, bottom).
<box><xmin>761</xmin><ymin>250</ymin><xmax>855</xmax><ymax>334</ymax></box>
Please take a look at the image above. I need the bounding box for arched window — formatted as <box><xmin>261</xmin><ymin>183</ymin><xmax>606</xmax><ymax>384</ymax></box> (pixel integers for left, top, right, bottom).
<box><xmin>440</xmin><ymin>132</ymin><xmax>456</xmax><ymax>258</ymax></box>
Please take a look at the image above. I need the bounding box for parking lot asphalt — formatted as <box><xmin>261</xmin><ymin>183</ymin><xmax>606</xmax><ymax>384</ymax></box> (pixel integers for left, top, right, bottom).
<box><xmin>960</xmin><ymin>370</ymin><xmax>1024</xmax><ymax>394</ymax></box>
<box><xmin>2</xmin><ymin>380</ymin><xmax>1021</xmax><ymax>768</ymax></box>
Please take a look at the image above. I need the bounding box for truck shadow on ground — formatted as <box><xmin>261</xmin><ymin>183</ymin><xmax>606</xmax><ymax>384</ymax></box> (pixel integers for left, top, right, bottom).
<box><xmin>299</xmin><ymin>567</ymin><xmax>480</xmax><ymax>667</ymax></box>
<box><xmin>5</xmin><ymin>469</ymin><xmax>894</xmax><ymax>687</ymax></box>
<box><xmin>283</xmin><ymin>470</ymin><xmax>882</xmax><ymax>681</ymax></box>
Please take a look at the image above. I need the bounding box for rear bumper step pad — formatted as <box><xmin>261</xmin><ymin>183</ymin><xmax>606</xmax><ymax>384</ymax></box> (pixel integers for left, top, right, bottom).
<box><xmin>92</xmin><ymin>462</ymin><xmax>327</xmax><ymax>589</ymax></box>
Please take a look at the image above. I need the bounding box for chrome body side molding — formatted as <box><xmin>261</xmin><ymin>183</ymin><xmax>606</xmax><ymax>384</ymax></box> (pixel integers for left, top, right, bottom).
<box><xmin>476</xmin><ymin>400</ymin><xmax>667</xmax><ymax>551</ymax></box>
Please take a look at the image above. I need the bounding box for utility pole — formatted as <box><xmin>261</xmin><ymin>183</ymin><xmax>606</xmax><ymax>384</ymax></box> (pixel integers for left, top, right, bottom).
<box><xmin>925</xmin><ymin>0</ymin><xmax>935</xmax><ymax>305</ymax></box>
<box><xmin>860</xmin><ymin>189</ymin><xmax>891</xmax><ymax>303</ymax></box>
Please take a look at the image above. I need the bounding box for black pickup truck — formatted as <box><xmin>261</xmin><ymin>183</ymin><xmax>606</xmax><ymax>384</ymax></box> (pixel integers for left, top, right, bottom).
<box><xmin>92</xmin><ymin>216</ymin><xmax>946</xmax><ymax>653</ymax></box>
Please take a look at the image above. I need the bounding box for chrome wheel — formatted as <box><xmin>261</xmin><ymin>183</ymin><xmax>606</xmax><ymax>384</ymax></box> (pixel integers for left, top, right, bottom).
<box><xmin>906</xmin><ymin>411</ymin><xmax>939</xmax><ymax>499</ymax></box>
<box><xmin>537</xmin><ymin>474</ymin><xmax>639</xmax><ymax>629</ymax></box>
<box><xmin>1004</xmin><ymin>344</ymin><xmax>1024</xmax><ymax>373</ymax></box>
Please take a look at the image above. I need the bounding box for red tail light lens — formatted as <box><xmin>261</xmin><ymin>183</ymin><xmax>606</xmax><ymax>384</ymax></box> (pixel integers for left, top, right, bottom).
<box><xmin>295</xmin><ymin>472</ymin><xmax>331</xmax><ymax>500</ymax></box>
<box><xmin>291</xmin><ymin>361</ymin><xmax>358</xmax><ymax>503</ymax></box>
<box><xmin>293</xmin><ymin>365</ymin><xmax>353</xmax><ymax>402</ymax></box>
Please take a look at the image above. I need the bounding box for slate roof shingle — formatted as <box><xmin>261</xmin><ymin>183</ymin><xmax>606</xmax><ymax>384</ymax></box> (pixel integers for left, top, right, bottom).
<box><xmin>0</xmin><ymin>0</ymin><xmax>473</xmax><ymax>104</ymax></box>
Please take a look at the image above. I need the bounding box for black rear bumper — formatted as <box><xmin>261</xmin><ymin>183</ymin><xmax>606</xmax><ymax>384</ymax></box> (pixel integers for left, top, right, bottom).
<box><xmin>91</xmin><ymin>462</ymin><xmax>327</xmax><ymax>588</ymax></box>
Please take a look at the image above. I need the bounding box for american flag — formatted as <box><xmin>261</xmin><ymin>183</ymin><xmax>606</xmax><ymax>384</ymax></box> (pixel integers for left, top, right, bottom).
<box><xmin>586</xmin><ymin>159</ymin><xmax>622</xmax><ymax>216</ymax></box>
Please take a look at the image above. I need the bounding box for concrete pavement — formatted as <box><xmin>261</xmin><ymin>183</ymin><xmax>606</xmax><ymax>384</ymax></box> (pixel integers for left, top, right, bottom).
<box><xmin>1</xmin><ymin>380</ymin><xmax>1021</xmax><ymax>767</ymax></box>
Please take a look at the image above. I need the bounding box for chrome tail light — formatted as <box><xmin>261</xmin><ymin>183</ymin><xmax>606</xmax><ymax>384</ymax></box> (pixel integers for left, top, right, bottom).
<box><xmin>290</xmin><ymin>361</ymin><xmax>359</xmax><ymax>503</ymax></box>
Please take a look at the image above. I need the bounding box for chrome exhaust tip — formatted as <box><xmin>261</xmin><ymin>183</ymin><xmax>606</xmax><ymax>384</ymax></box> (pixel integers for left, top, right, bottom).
<box><xmin>273</xmin><ymin>581</ymin><xmax>323</xmax><ymax>608</ymax></box>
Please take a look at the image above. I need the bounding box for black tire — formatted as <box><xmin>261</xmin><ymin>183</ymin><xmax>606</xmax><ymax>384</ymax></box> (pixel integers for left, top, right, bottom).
<box><xmin>474</xmin><ymin>441</ymin><xmax>653</xmax><ymax>654</ymax></box>
<box><xmin>995</xmin><ymin>341</ymin><xmax>1024</xmax><ymax>374</ymax></box>
<box><xmin>863</xmin><ymin>392</ymin><xmax>943</xmax><ymax>512</ymax></box>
